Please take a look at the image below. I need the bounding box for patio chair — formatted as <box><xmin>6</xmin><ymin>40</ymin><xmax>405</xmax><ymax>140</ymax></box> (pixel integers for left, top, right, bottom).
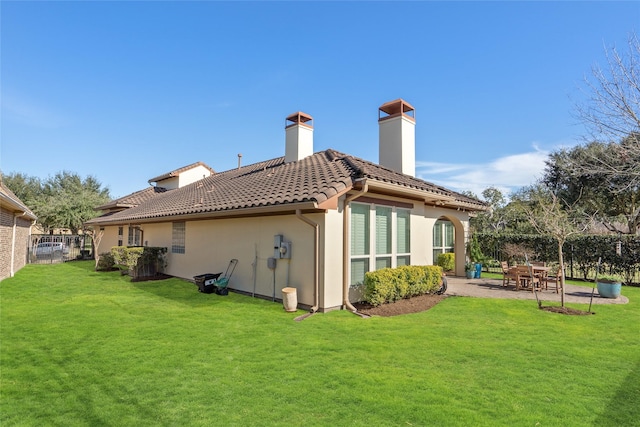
<box><xmin>501</xmin><ymin>261</ymin><xmax>518</xmax><ymax>287</ymax></box>
<box><xmin>544</xmin><ymin>266</ymin><xmax>563</xmax><ymax>294</ymax></box>
<box><xmin>515</xmin><ymin>265</ymin><xmax>542</xmax><ymax>292</ymax></box>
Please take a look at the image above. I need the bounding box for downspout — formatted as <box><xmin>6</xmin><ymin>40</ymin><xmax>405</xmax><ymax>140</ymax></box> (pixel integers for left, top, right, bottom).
<box><xmin>342</xmin><ymin>182</ymin><xmax>369</xmax><ymax>313</ymax></box>
<box><xmin>295</xmin><ymin>210</ymin><xmax>319</xmax><ymax>313</ymax></box>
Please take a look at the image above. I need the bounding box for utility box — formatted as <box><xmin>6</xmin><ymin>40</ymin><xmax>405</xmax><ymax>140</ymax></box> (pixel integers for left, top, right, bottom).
<box><xmin>267</xmin><ymin>257</ymin><xmax>277</xmax><ymax>269</ymax></box>
<box><xmin>279</xmin><ymin>241</ymin><xmax>291</xmax><ymax>259</ymax></box>
<box><xmin>273</xmin><ymin>234</ymin><xmax>292</xmax><ymax>259</ymax></box>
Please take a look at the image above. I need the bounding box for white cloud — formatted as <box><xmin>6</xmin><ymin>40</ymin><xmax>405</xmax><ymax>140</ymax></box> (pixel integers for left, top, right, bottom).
<box><xmin>416</xmin><ymin>145</ymin><xmax>553</xmax><ymax>198</ymax></box>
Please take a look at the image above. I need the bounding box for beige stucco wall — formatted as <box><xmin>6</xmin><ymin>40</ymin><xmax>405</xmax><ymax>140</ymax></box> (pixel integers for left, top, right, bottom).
<box><xmin>93</xmin><ymin>196</ymin><xmax>472</xmax><ymax>310</ymax></box>
<box><xmin>178</xmin><ymin>165</ymin><xmax>212</xmax><ymax>188</ymax></box>
<box><xmin>97</xmin><ymin>226</ymin><xmax>122</xmax><ymax>255</ymax></box>
<box><xmin>129</xmin><ymin>215</ymin><xmax>323</xmax><ymax>309</ymax></box>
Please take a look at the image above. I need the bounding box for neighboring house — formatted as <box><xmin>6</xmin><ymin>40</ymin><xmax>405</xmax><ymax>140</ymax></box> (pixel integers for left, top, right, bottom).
<box><xmin>0</xmin><ymin>180</ymin><xmax>37</xmax><ymax>280</ymax></box>
<box><xmin>95</xmin><ymin>162</ymin><xmax>214</xmax><ymax>245</ymax></box>
<box><xmin>86</xmin><ymin>99</ymin><xmax>487</xmax><ymax>312</ymax></box>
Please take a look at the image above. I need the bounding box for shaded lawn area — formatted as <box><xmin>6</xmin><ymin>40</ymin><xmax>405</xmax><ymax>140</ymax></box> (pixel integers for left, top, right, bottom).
<box><xmin>2</xmin><ymin>262</ymin><xmax>639</xmax><ymax>426</ymax></box>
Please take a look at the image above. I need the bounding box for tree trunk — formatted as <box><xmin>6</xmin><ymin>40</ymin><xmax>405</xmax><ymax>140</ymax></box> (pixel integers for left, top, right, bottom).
<box><xmin>558</xmin><ymin>240</ymin><xmax>566</xmax><ymax>307</ymax></box>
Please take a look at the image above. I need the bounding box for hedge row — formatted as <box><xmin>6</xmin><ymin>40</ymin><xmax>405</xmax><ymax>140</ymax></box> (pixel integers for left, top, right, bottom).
<box><xmin>476</xmin><ymin>233</ymin><xmax>640</xmax><ymax>283</ymax></box>
<box><xmin>363</xmin><ymin>265</ymin><xmax>443</xmax><ymax>307</ymax></box>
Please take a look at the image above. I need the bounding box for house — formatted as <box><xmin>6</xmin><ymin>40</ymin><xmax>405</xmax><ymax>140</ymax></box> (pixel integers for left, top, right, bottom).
<box><xmin>86</xmin><ymin>99</ymin><xmax>487</xmax><ymax>312</ymax></box>
<box><xmin>95</xmin><ymin>162</ymin><xmax>215</xmax><ymax>246</ymax></box>
<box><xmin>0</xmin><ymin>180</ymin><xmax>37</xmax><ymax>280</ymax></box>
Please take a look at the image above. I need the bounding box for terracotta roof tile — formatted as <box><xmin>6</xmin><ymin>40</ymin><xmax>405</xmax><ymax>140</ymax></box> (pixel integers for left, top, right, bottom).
<box><xmin>87</xmin><ymin>149</ymin><xmax>485</xmax><ymax>225</ymax></box>
<box><xmin>96</xmin><ymin>186</ymin><xmax>169</xmax><ymax>210</ymax></box>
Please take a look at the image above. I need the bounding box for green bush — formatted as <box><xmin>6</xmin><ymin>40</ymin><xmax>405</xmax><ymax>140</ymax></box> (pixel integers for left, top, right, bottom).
<box><xmin>436</xmin><ymin>253</ymin><xmax>455</xmax><ymax>272</ymax></box>
<box><xmin>110</xmin><ymin>246</ymin><xmax>167</xmax><ymax>279</ymax></box>
<box><xmin>364</xmin><ymin>265</ymin><xmax>443</xmax><ymax>306</ymax></box>
<box><xmin>96</xmin><ymin>252</ymin><xmax>116</xmax><ymax>271</ymax></box>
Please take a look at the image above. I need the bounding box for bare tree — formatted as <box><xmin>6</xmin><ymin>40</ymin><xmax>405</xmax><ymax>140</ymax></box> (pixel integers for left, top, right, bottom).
<box><xmin>89</xmin><ymin>228</ymin><xmax>104</xmax><ymax>269</ymax></box>
<box><xmin>522</xmin><ymin>185</ymin><xmax>593</xmax><ymax>308</ymax></box>
<box><xmin>573</xmin><ymin>32</ymin><xmax>640</xmax><ymax>192</ymax></box>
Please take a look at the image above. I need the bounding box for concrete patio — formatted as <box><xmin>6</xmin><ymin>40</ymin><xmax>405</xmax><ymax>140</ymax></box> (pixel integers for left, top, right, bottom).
<box><xmin>445</xmin><ymin>275</ymin><xmax>629</xmax><ymax>305</ymax></box>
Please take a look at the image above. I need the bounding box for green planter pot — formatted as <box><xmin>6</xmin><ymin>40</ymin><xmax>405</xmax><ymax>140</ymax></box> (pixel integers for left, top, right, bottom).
<box><xmin>466</xmin><ymin>270</ymin><xmax>474</xmax><ymax>279</ymax></box>
<box><xmin>597</xmin><ymin>281</ymin><xmax>622</xmax><ymax>299</ymax></box>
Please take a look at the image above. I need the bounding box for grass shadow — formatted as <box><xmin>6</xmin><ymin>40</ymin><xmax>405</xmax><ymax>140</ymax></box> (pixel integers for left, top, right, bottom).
<box><xmin>592</xmin><ymin>359</ymin><xmax>640</xmax><ymax>426</ymax></box>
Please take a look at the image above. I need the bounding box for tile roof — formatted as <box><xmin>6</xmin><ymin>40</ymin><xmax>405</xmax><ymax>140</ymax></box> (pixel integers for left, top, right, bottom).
<box><xmin>148</xmin><ymin>161</ymin><xmax>215</xmax><ymax>184</ymax></box>
<box><xmin>86</xmin><ymin>149</ymin><xmax>486</xmax><ymax>225</ymax></box>
<box><xmin>96</xmin><ymin>186</ymin><xmax>169</xmax><ymax>211</ymax></box>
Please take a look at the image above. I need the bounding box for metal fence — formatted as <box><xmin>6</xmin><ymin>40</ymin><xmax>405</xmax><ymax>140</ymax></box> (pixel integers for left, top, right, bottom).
<box><xmin>28</xmin><ymin>234</ymin><xmax>94</xmax><ymax>265</ymax></box>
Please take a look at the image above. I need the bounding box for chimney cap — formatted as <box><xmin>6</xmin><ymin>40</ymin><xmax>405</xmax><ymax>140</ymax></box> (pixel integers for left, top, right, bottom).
<box><xmin>285</xmin><ymin>111</ymin><xmax>313</xmax><ymax>128</ymax></box>
<box><xmin>379</xmin><ymin>99</ymin><xmax>415</xmax><ymax>121</ymax></box>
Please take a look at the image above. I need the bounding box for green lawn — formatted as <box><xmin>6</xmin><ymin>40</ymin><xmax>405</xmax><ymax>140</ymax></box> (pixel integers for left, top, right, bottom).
<box><xmin>2</xmin><ymin>262</ymin><xmax>639</xmax><ymax>426</ymax></box>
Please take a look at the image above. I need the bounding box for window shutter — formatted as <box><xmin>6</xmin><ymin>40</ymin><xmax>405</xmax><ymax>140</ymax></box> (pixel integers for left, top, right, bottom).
<box><xmin>396</xmin><ymin>209</ymin><xmax>410</xmax><ymax>253</ymax></box>
<box><xmin>351</xmin><ymin>204</ymin><xmax>370</xmax><ymax>256</ymax></box>
<box><xmin>376</xmin><ymin>206</ymin><xmax>391</xmax><ymax>255</ymax></box>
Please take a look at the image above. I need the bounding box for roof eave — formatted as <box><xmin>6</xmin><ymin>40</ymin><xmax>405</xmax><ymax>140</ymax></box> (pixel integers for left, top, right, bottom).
<box><xmin>363</xmin><ymin>179</ymin><xmax>487</xmax><ymax>211</ymax></box>
<box><xmin>85</xmin><ymin>200</ymin><xmax>322</xmax><ymax>226</ymax></box>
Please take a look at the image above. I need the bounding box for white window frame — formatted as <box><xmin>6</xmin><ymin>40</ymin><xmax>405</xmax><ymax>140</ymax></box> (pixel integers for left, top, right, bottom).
<box><xmin>172</xmin><ymin>221</ymin><xmax>186</xmax><ymax>254</ymax></box>
<box><xmin>433</xmin><ymin>219</ymin><xmax>454</xmax><ymax>260</ymax></box>
<box><xmin>350</xmin><ymin>202</ymin><xmax>411</xmax><ymax>286</ymax></box>
<box><xmin>128</xmin><ymin>226</ymin><xmax>142</xmax><ymax>246</ymax></box>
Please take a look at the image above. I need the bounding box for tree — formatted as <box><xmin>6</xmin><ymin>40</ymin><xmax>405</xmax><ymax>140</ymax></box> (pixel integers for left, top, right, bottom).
<box><xmin>544</xmin><ymin>142</ymin><xmax>640</xmax><ymax>234</ymax></box>
<box><xmin>518</xmin><ymin>183</ymin><xmax>593</xmax><ymax>308</ymax></box>
<box><xmin>2</xmin><ymin>171</ymin><xmax>110</xmax><ymax>234</ymax></box>
<box><xmin>470</xmin><ymin>186</ymin><xmax>538</xmax><ymax>234</ymax></box>
<box><xmin>0</xmin><ymin>172</ymin><xmax>42</xmax><ymax>208</ymax></box>
<box><xmin>572</xmin><ymin>32</ymin><xmax>640</xmax><ymax>191</ymax></box>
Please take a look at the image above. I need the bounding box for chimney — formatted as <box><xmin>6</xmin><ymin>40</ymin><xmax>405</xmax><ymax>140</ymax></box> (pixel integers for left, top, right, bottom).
<box><xmin>285</xmin><ymin>112</ymin><xmax>313</xmax><ymax>163</ymax></box>
<box><xmin>378</xmin><ymin>99</ymin><xmax>416</xmax><ymax>176</ymax></box>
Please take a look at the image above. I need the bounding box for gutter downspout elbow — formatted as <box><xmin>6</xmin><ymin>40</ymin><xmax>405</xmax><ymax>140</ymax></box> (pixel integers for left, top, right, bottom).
<box><xmin>296</xmin><ymin>210</ymin><xmax>319</xmax><ymax>313</ymax></box>
<box><xmin>342</xmin><ymin>183</ymin><xmax>369</xmax><ymax>314</ymax></box>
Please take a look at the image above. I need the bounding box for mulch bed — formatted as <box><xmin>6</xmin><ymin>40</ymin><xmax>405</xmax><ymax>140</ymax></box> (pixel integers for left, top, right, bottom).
<box><xmin>353</xmin><ymin>294</ymin><xmax>447</xmax><ymax>317</ymax></box>
<box><xmin>539</xmin><ymin>305</ymin><xmax>595</xmax><ymax>315</ymax></box>
<box><xmin>352</xmin><ymin>294</ymin><xmax>596</xmax><ymax>317</ymax></box>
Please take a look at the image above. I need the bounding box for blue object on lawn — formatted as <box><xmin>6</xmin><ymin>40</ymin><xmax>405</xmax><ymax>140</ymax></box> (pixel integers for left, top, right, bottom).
<box><xmin>475</xmin><ymin>263</ymin><xmax>482</xmax><ymax>279</ymax></box>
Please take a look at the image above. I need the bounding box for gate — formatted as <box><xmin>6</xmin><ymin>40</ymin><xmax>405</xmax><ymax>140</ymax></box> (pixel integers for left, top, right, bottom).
<box><xmin>28</xmin><ymin>234</ymin><xmax>94</xmax><ymax>264</ymax></box>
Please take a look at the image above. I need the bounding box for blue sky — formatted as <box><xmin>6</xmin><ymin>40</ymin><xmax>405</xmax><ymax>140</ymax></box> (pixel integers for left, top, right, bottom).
<box><xmin>2</xmin><ymin>1</ymin><xmax>638</xmax><ymax>200</ymax></box>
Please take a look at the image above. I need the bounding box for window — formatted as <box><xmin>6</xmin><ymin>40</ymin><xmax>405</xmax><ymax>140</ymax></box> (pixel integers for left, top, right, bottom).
<box><xmin>396</xmin><ymin>209</ymin><xmax>411</xmax><ymax>266</ymax></box>
<box><xmin>172</xmin><ymin>222</ymin><xmax>186</xmax><ymax>254</ymax></box>
<box><xmin>128</xmin><ymin>226</ymin><xmax>142</xmax><ymax>246</ymax></box>
<box><xmin>350</xmin><ymin>204</ymin><xmax>370</xmax><ymax>286</ymax></box>
<box><xmin>350</xmin><ymin>203</ymin><xmax>411</xmax><ymax>286</ymax></box>
<box><xmin>433</xmin><ymin>220</ymin><xmax>454</xmax><ymax>260</ymax></box>
<box><xmin>117</xmin><ymin>227</ymin><xmax>123</xmax><ymax>246</ymax></box>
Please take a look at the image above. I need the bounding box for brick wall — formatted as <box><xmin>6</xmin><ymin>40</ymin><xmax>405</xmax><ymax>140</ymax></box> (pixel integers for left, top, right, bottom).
<box><xmin>0</xmin><ymin>207</ymin><xmax>32</xmax><ymax>281</ymax></box>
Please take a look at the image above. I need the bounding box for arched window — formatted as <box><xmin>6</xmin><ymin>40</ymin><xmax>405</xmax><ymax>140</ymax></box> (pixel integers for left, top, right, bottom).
<box><xmin>433</xmin><ymin>219</ymin><xmax>454</xmax><ymax>261</ymax></box>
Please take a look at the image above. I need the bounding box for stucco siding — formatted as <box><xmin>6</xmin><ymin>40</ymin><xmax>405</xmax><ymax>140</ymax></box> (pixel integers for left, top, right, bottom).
<box><xmin>125</xmin><ymin>216</ymin><xmax>320</xmax><ymax>308</ymax></box>
<box><xmin>319</xmin><ymin>208</ymin><xmax>344</xmax><ymax>310</ymax></box>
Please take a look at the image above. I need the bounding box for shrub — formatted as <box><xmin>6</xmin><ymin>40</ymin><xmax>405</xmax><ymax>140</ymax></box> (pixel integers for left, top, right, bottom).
<box><xmin>364</xmin><ymin>265</ymin><xmax>443</xmax><ymax>306</ymax></box>
<box><xmin>436</xmin><ymin>253</ymin><xmax>455</xmax><ymax>272</ymax></box>
<box><xmin>96</xmin><ymin>252</ymin><xmax>116</xmax><ymax>271</ymax></box>
<box><xmin>110</xmin><ymin>246</ymin><xmax>167</xmax><ymax>279</ymax></box>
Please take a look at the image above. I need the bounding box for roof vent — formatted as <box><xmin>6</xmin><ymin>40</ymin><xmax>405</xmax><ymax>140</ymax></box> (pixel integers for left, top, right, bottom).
<box><xmin>285</xmin><ymin>112</ymin><xmax>313</xmax><ymax>163</ymax></box>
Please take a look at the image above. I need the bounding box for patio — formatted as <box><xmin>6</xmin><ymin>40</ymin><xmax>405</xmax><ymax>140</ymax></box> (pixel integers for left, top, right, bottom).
<box><xmin>445</xmin><ymin>276</ymin><xmax>629</xmax><ymax>305</ymax></box>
